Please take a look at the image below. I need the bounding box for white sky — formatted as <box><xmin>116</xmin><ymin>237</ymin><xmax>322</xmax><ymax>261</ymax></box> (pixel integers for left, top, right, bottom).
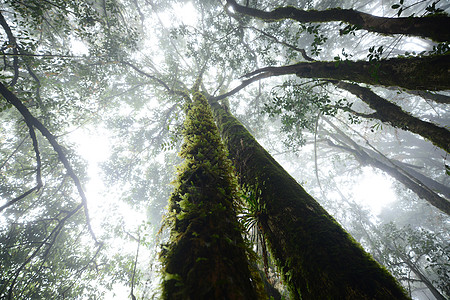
<box><xmin>351</xmin><ymin>166</ymin><xmax>396</xmax><ymax>215</ymax></box>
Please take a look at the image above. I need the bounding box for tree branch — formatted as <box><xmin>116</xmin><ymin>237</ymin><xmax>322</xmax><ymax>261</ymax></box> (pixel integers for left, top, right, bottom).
<box><xmin>245</xmin><ymin>26</ymin><xmax>315</xmax><ymax>61</ymax></box>
<box><xmin>241</xmin><ymin>55</ymin><xmax>450</xmax><ymax>91</ymax></box>
<box><xmin>226</xmin><ymin>0</ymin><xmax>450</xmax><ymax>42</ymax></box>
<box><xmin>121</xmin><ymin>60</ymin><xmax>190</xmax><ymax>101</ymax></box>
<box><xmin>332</xmin><ymin>80</ymin><xmax>450</xmax><ymax>153</ymax></box>
<box><xmin>213</xmin><ymin>72</ymin><xmax>274</xmax><ymax>101</ymax></box>
<box><xmin>0</xmin><ymin>82</ymin><xmax>99</xmax><ymax>244</ymax></box>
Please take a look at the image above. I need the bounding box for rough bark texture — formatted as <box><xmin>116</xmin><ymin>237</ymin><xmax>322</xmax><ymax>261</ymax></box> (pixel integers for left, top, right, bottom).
<box><xmin>160</xmin><ymin>92</ymin><xmax>262</xmax><ymax>299</ymax></box>
<box><xmin>333</xmin><ymin>81</ymin><xmax>450</xmax><ymax>153</ymax></box>
<box><xmin>227</xmin><ymin>0</ymin><xmax>450</xmax><ymax>42</ymax></box>
<box><xmin>244</xmin><ymin>55</ymin><xmax>450</xmax><ymax>91</ymax></box>
<box><xmin>209</xmin><ymin>98</ymin><xmax>410</xmax><ymax>300</ymax></box>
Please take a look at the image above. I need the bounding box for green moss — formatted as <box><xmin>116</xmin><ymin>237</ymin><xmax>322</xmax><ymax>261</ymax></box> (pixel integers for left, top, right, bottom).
<box><xmin>209</xmin><ymin>98</ymin><xmax>410</xmax><ymax>300</ymax></box>
<box><xmin>160</xmin><ymin>92</ymin><xmax>265</xmax><ymax>299</ymax></box>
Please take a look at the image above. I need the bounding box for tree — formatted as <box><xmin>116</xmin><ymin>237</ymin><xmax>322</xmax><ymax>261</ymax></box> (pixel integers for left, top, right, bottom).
<box><xmin>1</xmin><ymin>0</ymin><xmax>449</xmax><ymax>299</ymax></box>
<box><xmin>159</xmin><ymin>85</ymin><xmax>263</xmax><ymax>299</ymax></box>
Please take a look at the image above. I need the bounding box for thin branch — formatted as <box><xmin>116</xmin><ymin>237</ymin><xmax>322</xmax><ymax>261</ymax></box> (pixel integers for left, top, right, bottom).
<box><xmin>130</xmin><ymin>234</ymin><xmax>140</xmax><ymax>300</ymax></box>
<box><xmin>23</xmin><ymin>62</ymin><xmax>43</xmax><ymax>107</ymax></box>
<box><xmin>28</xmin><ymin>119</ymin><xmax>42</xmax><ymax>189</ymax></box>
<box><xmin>0</xmin><ymin>186</ymin><xmax>40</xmax><ymax>212</ymax></box>
<box><xmin>0</xmin><ymin>52</ymin><xmax>87</xmax><ymax>59</ymax></box>
<box><xmin>313</xmin><ymin>111</ymin><xmax>325</xmax><ymax>195</ymax></box>
<box><xmin>0</xmin><ymin>136</ymin><xmax>26</xmax><ymax>170</ymax></box>
<box><xmin>213</xmin><ymin>72</ymin><xmax>273</xmax><ymax>101</ymax></box>
<box><xmin>0</xmin><ymin>100</ymin><xmax>43</xmax><ymax>213</ymax></box>
<box><xmin>60</xmin><ymin>242</ymin><xmax>104</xmax><ymax>297</ymax></box>
<box><xmin>245</xmin><ymin>26</ymin><xmax>314</xmax><ymax>61</ymax></box>
<box><xmin>121</xmin><ymin>60</ymin><xmax>190</xmax><ymax>101</ymax></box>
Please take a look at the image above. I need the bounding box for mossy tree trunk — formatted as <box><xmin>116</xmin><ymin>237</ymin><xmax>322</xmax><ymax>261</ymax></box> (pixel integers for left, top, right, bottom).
<box><xmin>332</xmin><ymin>81</ymin><xmax>450</xmax><ymax>154</ymax></box>
<box><xmin>160</xmin><ymin>92</ymin><xmax>262</xmax><ymax>299</ymax></box>
<box><xmin>242</xmin><ymin>54</ymin><xmax>450</xmax><ymax>91</ymax></box>
<box><xmin>209</xmin><ymin>98</ymin><xmax>410</xmax><ymax>300</ymax></box>
<box><xmin>226</xmin><ymin>0</ymin><xmax>450</xmax><ymax>42</ymax></box>
<box><xmin>390</xmin><ymin>89</ymin><xmax>450</xmax><ymax>105</ymax></box>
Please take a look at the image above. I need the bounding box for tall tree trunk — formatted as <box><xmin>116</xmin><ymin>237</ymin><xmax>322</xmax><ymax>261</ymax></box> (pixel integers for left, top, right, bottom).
<box><xmin>243</xmin><ymin>55</ymin><xmax>450</xmax><ymax>91</ymax></box>
<box><xmin>322</xmin><ymin>118</ymin><xmax>450</xmax><ymax>215</ymax></box>
<box><xmin>160</xmin><ymin>92</ymin><xmax>262</xmax><ymax>299</ymax></box>
<box><xmin>332</xmin><ymin>81</ymin><xmax>450</xmax><ymax>153</ymax></box>
<box><xmin>209</xmin><ymin>98</ymin><xmax>410</xmax><ymax>300</ymax></box>
<box><xmin>226</xmin><ymin>0</ymin><xmax>450</xmax><ymax>42</ymax></box>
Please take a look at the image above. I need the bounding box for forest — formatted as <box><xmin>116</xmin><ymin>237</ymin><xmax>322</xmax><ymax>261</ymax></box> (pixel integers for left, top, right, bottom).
<box><xmin>0</xmin><ymin>0</ymin><xmax>449</xmax><ymax>299</ymax></box>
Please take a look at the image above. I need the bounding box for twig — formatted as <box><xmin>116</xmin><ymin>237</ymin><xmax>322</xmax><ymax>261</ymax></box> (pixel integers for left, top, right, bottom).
<box><xmin>245</xmin><ymin>26</ymin><xmax>315</xmax><ymax>61</ymax></box>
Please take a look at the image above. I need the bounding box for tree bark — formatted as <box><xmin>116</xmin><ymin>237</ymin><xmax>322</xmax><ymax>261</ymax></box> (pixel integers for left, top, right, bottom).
<box><xmin>226</xmin><ymin>0</ymin><xmax>450</xmax><ymax>42</ymax></box>
<box><xmin>243</xmin><ymin>54</ymin><xmax>450</xmax><ymax>91</ymax></box>
<box><xmin>209</xmin><ymin>97</ymin><xmax>410</xmax><ymax>300</ymax></box>
<box><xmin>160</xmin><ymin>92</ymin><xmax>262</xmax><ymax>299</ymax></box>
<box><xmin>332</xmin><ymin>81</ymin><xmax>450</xmax><ymax>153</ymax></box>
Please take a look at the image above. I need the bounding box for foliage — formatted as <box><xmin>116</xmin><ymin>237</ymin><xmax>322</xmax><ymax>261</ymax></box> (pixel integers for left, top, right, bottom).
<box><xmin>1</xmin><ymin>0</ymin><xmax>449</xmax><ymax>298</ymax></box>
<box><xmin>0</xmin><ymin>0</ymin><xmax>141</xmax><ymax>298</ymax></box>
<box><xmin>263</xmin><ymin>80</ymin><xmax>353</xmax><ymax>149</ymax></box>
<box><xmin>374</xmin><ymin>223</ymin><xmax>449</xmax><ymax>298</ymax></box>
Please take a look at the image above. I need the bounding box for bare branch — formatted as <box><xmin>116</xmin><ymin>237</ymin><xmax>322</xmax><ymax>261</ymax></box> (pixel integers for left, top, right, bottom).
<box><xmin>121</xmin><ymin>60</ymin><xmax>190</xmax><ymax>101</ymax></box>
<box><xmin>213</xmin><ymin>72</ymin><xmax>273</xmax><ymax>101</ymax></box>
